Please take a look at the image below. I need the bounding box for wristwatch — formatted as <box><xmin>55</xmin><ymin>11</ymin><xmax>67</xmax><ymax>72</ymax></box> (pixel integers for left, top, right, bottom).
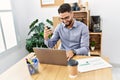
<box><xmin>72</xmin><ymin>49</ymin><xmax>76</xmax><ymax>55</ymax></box>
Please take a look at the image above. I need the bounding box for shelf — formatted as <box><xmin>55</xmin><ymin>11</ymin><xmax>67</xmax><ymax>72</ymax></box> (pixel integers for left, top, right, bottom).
<box><xmin>73</xmin><ymin>11</ymin><xmax>89</xmax><ymax>26</ymax></box>
<box><xmin>89</xmin><ymin>32</ymin><xmax>102</xmax><ymax>35</ymax></box>
<box><xmin>90</xmin><ymin>50</ymin><xmax>101</xmax><ymax>56</ymax></box>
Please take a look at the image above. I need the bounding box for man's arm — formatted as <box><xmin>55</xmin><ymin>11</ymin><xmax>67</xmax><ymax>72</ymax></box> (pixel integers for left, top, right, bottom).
<box><xmin>73</xmin><ymin>26</ymin><xmax>89</xmax><ymax>55</ymax></box>
<box><xmin>44</xmin><ymin>26</ymin><xmax>60</xmax><ymax>48</ymax></box>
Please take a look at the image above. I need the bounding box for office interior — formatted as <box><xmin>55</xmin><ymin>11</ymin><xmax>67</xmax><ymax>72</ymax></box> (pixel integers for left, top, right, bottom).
<box><xmin>0</xmin><ymin>0</ymin><xmax>120</xmax><ymax>80</ymax></box>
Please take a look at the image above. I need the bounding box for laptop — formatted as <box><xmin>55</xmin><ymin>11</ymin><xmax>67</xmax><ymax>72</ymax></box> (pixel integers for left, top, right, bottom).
<box><xmin>33</xmin><ymin>48</ymin><xmax>67</xmax><ymax>66</ymax></box>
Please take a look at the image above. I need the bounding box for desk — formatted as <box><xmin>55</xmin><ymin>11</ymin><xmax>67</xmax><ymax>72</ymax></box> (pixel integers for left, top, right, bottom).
<box><xmin>32</xmin><ymin>56</ymin><xmax>112</xmax><ymax>80</ymax></box>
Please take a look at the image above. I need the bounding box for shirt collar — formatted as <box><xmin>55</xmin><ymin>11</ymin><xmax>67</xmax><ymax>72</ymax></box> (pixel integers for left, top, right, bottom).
<box><xmin>73</xmin><ymin>19</ymin><xmax>78</xmax><ymax>28</ymax></box>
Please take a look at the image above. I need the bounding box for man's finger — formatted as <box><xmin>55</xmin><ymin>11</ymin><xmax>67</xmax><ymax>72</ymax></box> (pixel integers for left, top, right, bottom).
<box><xmin>67</xmin><ymin>57</ymin><xmax>71</xmax><ymax>61</ymax></box>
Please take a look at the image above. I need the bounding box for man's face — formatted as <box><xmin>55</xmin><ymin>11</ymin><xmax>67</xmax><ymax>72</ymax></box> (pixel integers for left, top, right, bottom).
<box><xmin>59</xmin><ymin>12</ymin><xmax>73</xmax><ymax>26</ymax></box>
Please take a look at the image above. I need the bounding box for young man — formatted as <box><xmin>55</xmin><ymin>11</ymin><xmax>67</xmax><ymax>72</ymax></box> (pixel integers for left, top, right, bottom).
<box><xmin>44</xmin><ymin>3</ymin><xmax>89</xmax><ymax>61</ymax></box>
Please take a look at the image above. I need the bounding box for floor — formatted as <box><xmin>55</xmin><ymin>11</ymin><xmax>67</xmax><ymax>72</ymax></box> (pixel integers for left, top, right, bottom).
<box><xmin>112</xmin><ymin>65</ymin><xmax>120</xmax><ymax>80</ymax></box>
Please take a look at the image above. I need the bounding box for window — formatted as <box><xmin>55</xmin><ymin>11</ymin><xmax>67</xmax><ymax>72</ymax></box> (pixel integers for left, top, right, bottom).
<box><xmin>0</xmin><ymin>0</ymin><xmax>17</xmax><ymax>53</ymax></box>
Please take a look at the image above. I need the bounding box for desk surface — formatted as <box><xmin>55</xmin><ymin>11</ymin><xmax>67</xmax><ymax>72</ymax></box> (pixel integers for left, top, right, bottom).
<box><xmin>32</xmin><ymin>56</ymin><xmax>112</xmax><ymax>80</ymax></box>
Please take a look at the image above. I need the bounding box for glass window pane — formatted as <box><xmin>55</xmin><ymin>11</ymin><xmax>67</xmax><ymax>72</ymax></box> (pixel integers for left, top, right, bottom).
<box><xmin>0</xmin><ymin>12</ymin><xmax>17</xmax><ymax>49</ymax></box>
<box><xmin>0</xmin><ymin>26</ymin><xmax>5</xmax><ymax>53</ymax></box>
<box><xmin>0</xmin><ymin>0</ymin><xmax>12</xmax><ymax>10</ymax></box>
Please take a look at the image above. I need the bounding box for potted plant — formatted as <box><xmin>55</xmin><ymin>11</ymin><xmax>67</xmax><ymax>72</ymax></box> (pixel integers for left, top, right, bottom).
<box><xmin>90</xmin><ymin>41</ymin><xmax>96</xmax><ymax>51</ymax></box>
<box><xmin>26</xmin><ymin>19</ymin><xmax>53</xmax><ymax>53</ymax></box>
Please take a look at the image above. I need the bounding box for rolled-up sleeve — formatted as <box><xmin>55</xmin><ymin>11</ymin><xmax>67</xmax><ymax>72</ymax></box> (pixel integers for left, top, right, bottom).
<box><xmin>74</xmin><ymin>26</ymin><xmax>89</xmax><ymax>55</ymax></box>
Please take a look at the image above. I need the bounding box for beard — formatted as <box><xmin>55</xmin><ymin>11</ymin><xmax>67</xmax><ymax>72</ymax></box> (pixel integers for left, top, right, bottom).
<box><xmin>64</xmin><ymin>19</ymin><xmax>73</xmax><ymax>27</ymax></box>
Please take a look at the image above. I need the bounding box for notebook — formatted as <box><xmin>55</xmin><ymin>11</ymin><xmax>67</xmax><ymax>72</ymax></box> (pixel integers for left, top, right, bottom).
<box><xmin>33</xmin><ymin>48</ymin><xmax>67</xmax><ymax>66</ymax></box>
<box><xmin>77</xmin><ymin>57</ymin><xmax>112</xmax><ymax>72</ymax></box>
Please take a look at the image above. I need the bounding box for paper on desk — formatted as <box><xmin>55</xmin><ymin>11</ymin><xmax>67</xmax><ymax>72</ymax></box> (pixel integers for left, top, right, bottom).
<box><xmin>77</xmin><ymin>57</ymin><xmax>112</xmax><ymax>72</ymax></box>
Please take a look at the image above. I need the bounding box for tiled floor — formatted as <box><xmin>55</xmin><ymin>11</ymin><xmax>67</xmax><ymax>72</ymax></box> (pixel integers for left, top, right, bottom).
<box><xmin>112</xmin><ymin>66</ymin><xmax>120</xmax><ymax>80</ymax></box>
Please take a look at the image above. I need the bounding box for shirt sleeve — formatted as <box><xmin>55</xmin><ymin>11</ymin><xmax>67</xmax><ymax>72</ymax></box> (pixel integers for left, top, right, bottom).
<box><xmin>44</xmin><ymin>25</ymin><xmax>60</xmax><ymax>48</ymax></box>
<box><xmin>74</xmin><ymin>25</ymin><xmax>89</xmax><ymax>55</ymax></box>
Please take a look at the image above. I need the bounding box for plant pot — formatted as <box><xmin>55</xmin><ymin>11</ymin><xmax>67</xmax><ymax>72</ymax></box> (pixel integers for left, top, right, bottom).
<box><xmin>91</xmin><ymin>46</ymin><xmax>95</xmax><ymax>51</ymax></box>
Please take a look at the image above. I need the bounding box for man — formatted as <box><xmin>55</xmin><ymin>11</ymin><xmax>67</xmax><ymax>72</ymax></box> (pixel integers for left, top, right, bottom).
<box><xmin>44</xmin><ymin>3</ymin><xmax>89</xmax><ymax>61</ymax></box>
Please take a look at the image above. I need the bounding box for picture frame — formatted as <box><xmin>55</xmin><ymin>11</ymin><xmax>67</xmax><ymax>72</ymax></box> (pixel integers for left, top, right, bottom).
<box><xmin>40</xmin><ymin>0</ymin><xmax>64</xmax><ymax>7</ymax></box>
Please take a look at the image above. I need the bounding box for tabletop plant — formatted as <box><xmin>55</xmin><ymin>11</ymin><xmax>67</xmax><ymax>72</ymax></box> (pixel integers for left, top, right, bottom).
<box><xmin>90</xmin><ymin>41</ymin><xmax>96</xmax><ymax>51</ymax></box>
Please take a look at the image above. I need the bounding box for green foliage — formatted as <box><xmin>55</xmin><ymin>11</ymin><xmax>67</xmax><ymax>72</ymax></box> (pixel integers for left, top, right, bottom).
<box><xmin>26</xmin><ymin>19</ymin><xmax>53</xmax><ymax>52</ymax></box>
<box><xmin>46</xmin><ymin>19</ymin><xmax>53</xmax><ymax>26</ymax></box>
<box><xmin>90</xmin><ymin>41</ymin><xmax>96</xmax><ymax>47</ymax></box>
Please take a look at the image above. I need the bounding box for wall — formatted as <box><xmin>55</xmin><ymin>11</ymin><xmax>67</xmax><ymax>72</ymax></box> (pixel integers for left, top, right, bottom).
<box><xmin>0</xmin><ymin>0</ymin><xmax>30</xmax><ymax>74</ymax></box>
<box><xmin>1</xmin><ymin>0</ymin><xmax>120</xmax><ymax>74</ymax></box>
<box><xmin>89</xmin><ymin>0</ymin><xmax>120</xmax><ymax>65</ymax></box>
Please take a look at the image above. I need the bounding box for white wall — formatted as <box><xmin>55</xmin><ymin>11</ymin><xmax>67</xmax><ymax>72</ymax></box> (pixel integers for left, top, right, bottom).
<box><xmin>1</xmin><ymin>0</ymin><xmax>120</xmax><ymax>74</ymax></box>
<box><xmin>88</xmin><ymin>0</ymin><xmax>120</xmax><ymax>65</ymax></box>
<box><xmin>0</xmin><ymin>0</ymin><xmax>31</xmax><ymax>74</ymax></box>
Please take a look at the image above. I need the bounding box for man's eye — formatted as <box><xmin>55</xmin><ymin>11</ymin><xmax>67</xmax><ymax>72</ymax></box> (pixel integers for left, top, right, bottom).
<box><xmin>65</xmin><ymin>16</ymin><xmax>69</xmax><ymax>19</ymax></box>
<box><xmin>60</xmin><ymin>16</ymin><xmax>70</xmax><ymax>20</ymax></box>
<box><xmin>61</xmin><ymin>18</ymin><xmax>64</xmax><ymax>20</ymax></box>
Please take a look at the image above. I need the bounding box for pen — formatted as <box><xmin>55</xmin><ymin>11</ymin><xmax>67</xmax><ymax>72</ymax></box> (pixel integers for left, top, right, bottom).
<box><xmin>26</xmin><ymin>58</ymin><xmax>33</xmax><ymax>64</ymax></box>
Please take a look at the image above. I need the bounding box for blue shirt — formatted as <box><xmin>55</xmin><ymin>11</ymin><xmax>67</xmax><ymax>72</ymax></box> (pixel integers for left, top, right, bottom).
<box><xmin>44</xmin><ymin>20</ymin><xmax>89</xmax><ymax>55</ymax></box>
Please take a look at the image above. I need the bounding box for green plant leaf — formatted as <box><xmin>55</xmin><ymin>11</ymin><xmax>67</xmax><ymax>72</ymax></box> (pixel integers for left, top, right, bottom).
<box><xmin>28</xmin><ymin>26</ymin><xmax>36</xmax><ymax>35</ymax></box>
<box><xmin>26</xmin><ymin>19</ymin><xmax>53</xmax><ymax>52</ymax></box>
<box><xmin>90</xmin><ymin>41</ymin><xmax>96</xmax><ymax>47</ymax></box>
<box><xmin>38</xmin><ymin>22</ymin><xmax>44</xmax><ymax>33</ymax></box>
<box><xmin>46</xmin><ymin>19</ymin><xmax>53</xmax><ymax>26</ymax></box>
<box><xmin>29</xmin><ymin>19</ymin><xmax>38</xmax><ymax>29</ymax></box>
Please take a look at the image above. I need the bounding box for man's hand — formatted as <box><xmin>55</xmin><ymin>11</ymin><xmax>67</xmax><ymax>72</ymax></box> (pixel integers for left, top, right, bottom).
<box><xmin>44</xmin><ymin>26</ymin><xmax>52</xmax><ymax>40</ymax></box>
<box><xmin>66</xmin><ymin>50</ymin><xmax>74</xmax><ymax>61</ymax></box>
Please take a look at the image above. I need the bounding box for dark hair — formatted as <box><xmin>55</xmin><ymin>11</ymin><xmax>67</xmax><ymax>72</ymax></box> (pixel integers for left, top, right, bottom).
<box><xmin>58</xmin><ymin>3</ymin><xmax>71</xmax><ymax>14</ymax></box>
